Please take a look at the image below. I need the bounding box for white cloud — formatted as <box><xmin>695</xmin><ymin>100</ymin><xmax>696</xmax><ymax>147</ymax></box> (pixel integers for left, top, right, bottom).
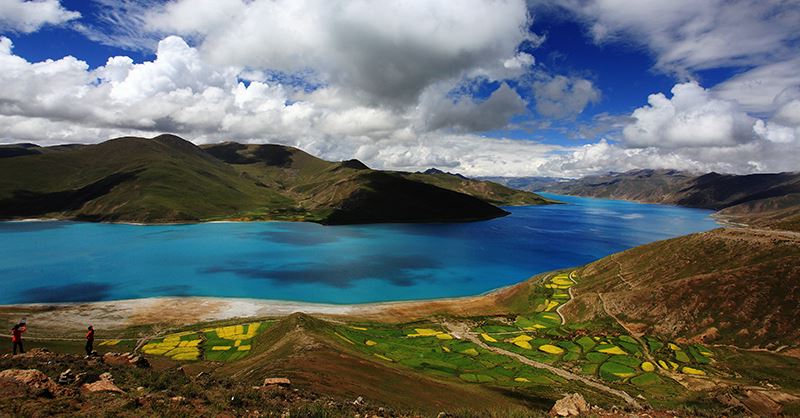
<box><xmin>531</xmin><ymin>74</ymin><xmax>600</xmax><ymax>119</ymax></box>
<box><xmin>537</xmin><ymin>137</ymin><xmax>800</xmax><ymax>178</ymax></box>
<box><xmin>622</xmin><ymin>82</ymin><xmax>758</xmax><ymax>148</ymax></box>
<box><xmin>0</xmin><ymin>34</ymin><xmax>560</xmax><ymax>177</ymax></box>
<box><xmin>547</xmin><ymin>0</ymin><xmax>800</xmax><ymax>76</ymax></box>
<box><xmin>0</xmin><ymin>0</ymin><xmax>79</xmax><ymax>33</ymax></box>
<box><xmin>714</xmin><ymin>58</ymin><xmax>800</xmax><ymax>114</ymax></box>
<box><xmin>139</xmin><ymin>0</ymin><xmax>533</xmax><ymax>106</ymax></box>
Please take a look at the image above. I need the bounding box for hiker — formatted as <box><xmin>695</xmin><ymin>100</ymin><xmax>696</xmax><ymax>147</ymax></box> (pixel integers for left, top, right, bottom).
<box><xmin>11</xmin><ymin>323</ymin><xmax>26</xmax><ymax>355</ymax></box>
<box><xmin>85</xmin><ymin>326</ymin><xmax>95</xmax><ymax>356</ymax></box>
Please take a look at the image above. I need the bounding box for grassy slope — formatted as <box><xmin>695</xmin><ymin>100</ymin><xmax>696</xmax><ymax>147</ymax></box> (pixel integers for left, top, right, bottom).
<box><xmin>0</xmin><ymin>135</ymin><xmax>292</xmax><ymax>222</ymax></box>
<box><xmin>201</xmin><ymin>142</ymin><xmax>543</xmax><ymax>224</ymax></box>
<box><xmin>402</xmin><ymin>172</ymin><xmax>556</xmax><ymax>206</ymax></box>
<box><xmin>563</xmin><ymin>227</ymin><xmax>800</xmax><ymax>348</ymax></box>
<box><xmin>0</xmin><ymin>136</ymin><xmax>555</xmax><ymax>224</ymax></box>
<box><xmin>212</xmin><ymin>313</ymin><xmax>551</xmax><ymax>414</ymax></box>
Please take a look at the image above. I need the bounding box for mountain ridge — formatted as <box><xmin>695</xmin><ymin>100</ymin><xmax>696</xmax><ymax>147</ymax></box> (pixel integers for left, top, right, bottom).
<box><xmin>0</xmin><ymin>134</ymin><xmax>554</xmax><ymax>225</ymax></box>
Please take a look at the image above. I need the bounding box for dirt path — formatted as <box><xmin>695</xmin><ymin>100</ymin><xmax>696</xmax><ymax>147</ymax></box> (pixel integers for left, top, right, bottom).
<box><xmin>442</xmin><ymin>321</ymin><xmax>642</xmax><ymax>409</ymax></box>
<box><xmin>555</xmin><ymin>270</ymin><xmax>578</xmax><ymax>325</ymax></box>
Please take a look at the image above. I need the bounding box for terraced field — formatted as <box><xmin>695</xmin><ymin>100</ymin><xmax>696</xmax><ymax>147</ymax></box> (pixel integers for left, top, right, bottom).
<box><xmin>332</xmin><ymin>271</ymin><xmax>717</xmax><ymax>405</ymax></box>
<box><xmin>130</xmin><ymin>271</ymin><xmax>721</xmax><ymax>409</ymax></box>
<box><xmin>333</xmin><ymin>323</ymin><xmax>566</xmax><ymax>387</ymax></box>
<box><xmin>142</xmin><ymin>321</ymin><xmax>271</xmax><ymax>362</ymax></box>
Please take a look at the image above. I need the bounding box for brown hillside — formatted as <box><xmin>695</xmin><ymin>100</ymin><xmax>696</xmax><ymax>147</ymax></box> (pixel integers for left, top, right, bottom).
<box><xmin>563</xmin><ymin>227</ymin><xmax>800</xmax><ymax>349</ymax></box>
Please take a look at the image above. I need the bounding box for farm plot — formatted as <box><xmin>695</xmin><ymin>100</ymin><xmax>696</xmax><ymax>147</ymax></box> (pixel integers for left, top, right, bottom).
<box><xmin>466</xmin><ymin>270</ymin><xmax>715</xmax><ymax>388</ymax></box>
<box><xmin>203</xmin><ymin>322</ymin><xmax>263</xmax><ymax>362</ymax></box>
<box><xmin>141</xmin><ymin>321</ymin><xmax>271</xmax><ymax>362</ymax></box>
<box><xmin>142</xmin><ymin>331</ymin><xmax>201</xmax><ymax>361</ymax></box>
<box><xmin>333</xmin><ymin>323</ymin><xmax>565</xmax><ymax>387</ymax></box>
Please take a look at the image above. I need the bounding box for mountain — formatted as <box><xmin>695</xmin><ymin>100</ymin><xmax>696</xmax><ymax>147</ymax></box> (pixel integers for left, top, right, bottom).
<box><xmin>0</xmin><ymin>135</ymin><xmax>553</xmax><ymax>224</ymax></box>
<box><xmin>537</xmin><ymin>169</ymin><xmax>800</xmax><ymax>231</ymax></box>
<box><xmin>479</xmin><ymin>175</ymin><xmax>563</xmax><ymax>193</ymax></box>
<box><xmin>406</xmin><ymin>169</ymin><xmax>558</xmax><ymax>206</ymax></box>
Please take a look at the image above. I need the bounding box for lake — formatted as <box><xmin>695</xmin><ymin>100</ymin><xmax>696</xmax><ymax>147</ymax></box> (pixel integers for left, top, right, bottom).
<box><xmin>0</xmin><ymin>194</ymin><xmax>718</xmax><ymax>305</ymax></box>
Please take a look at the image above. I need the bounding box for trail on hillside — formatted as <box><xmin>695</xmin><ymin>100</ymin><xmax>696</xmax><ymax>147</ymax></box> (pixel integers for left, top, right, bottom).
<box><xmin>554</xmin><ymin>270</ymin><xmax>578</xmax><ymax>325</ymax></box>
<box><xmin>442</xmin><ymin>320</ymin><xmax>642</xmax><ymax>409</ymax></box>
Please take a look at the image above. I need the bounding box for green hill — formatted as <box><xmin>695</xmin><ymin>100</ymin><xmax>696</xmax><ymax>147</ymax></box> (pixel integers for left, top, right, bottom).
<box><xmin>0</xmin><ymin>135</ymin><xmax>554</xmax><ymax>224</ymax></box>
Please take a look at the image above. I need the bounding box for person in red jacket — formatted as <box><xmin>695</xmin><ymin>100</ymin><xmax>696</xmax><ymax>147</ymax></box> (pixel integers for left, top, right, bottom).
<box><xmin>11</xmin><ymin>323</ymin><xmax>25</xmax><ymax>355</ymax></box>
<box><xmin>85</xmin><ymin>326</ymin><xmax>94</xmax><ymax>356</ymax></box>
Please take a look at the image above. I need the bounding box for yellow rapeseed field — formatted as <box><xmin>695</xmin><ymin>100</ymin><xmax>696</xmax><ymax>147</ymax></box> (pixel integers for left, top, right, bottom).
<box><xmin>597</xmin><ymin>346</ymin><xmax>627</xmax><ymax>355</ymax></box>
<box><xmin>681</xmin><ymin>366</ymin><xmax>706</xmax><ymax>375</ymax></box>
<box><xmin>538</xmin><ymin>344</ymin><xmax>564</xmax><ymax>354</ymax></box>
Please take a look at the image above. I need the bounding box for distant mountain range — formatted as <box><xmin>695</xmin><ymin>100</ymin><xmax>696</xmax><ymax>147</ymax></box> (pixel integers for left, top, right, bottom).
<box><xmin>0</xmin><ymin>135</ymin><xmax>554</xmax><ymax>224</ymax></box>
<box><xmin>490</xmin><ymin>169</ymin><xmax>800</xmax><ymax>231</ymax></box>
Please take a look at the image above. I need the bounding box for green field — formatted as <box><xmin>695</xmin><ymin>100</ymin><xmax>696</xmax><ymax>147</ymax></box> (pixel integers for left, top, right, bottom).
<box><xmin>141</xmin><ymin>321</ymin><xmax>273</xmax><ymax>362</ymax></box>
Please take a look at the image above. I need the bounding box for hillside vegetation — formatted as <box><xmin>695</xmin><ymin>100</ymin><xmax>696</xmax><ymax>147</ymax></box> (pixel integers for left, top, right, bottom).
<box><xmin>563</xmin><ymin>227</ymin><xmax>800</xmax><ymax>349</ymax></box>
<box><xmin>0</xmin><ymin>135</ymin><xmax>553</xmax><ymax>224</ymax></box>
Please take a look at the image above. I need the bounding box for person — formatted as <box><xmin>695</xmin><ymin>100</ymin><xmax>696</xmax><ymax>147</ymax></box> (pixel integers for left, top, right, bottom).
<box><xmin>11</xmin><ymin>323</ymin><xmax>25</xmax><ymax>355</ymax></box>
<box><xmin>85</xmin><ymin>326</ymin><xmax>95</xmax><ymax>356</ymax></box>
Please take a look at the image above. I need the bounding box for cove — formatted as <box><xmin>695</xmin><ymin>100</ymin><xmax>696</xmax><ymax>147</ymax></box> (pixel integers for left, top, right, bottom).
<box><xmin>0</xmin><ymin>194</ymin><xmax>718</xmax><ymax>305</ymax></box>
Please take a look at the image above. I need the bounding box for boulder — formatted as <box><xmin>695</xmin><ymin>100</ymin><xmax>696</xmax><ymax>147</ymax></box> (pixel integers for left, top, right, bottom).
<box><xmin>128</xmin><ymin>354</ymin><xmax>149</xmax><ymax>368</ymax></box>
<box><xmin>102</xmin><ymin>353</ymin><xmax>129</xmax><ymax>366</ymax></box>
<box><xmin>58</xmin><ymin>369</ymin><xmax>74</xmax><ymax>385</ymax></box>
<box><xmin>0</xmin><ymin>369</ymin><xmax>64</xmax><ymax>397</ymax></box>
<box><xmin>550</xmin><ymin>393</ymin><xmax>590</xmax><ymax>417</ymax></box>
<box><xmin>82</xmin><ymin>379</ymin><xmax>124</xmax><ymax>394</ymax></box>
<box><xmin>81</xmin><ymin>372</ymin><xmax>124</xmax><ymax>394</ymax></box>
<box><xmin>263</xmin><ymin>377</ymin><xmax>292</xmax><ymax>387</ymax></box>
<box><xmin>103</xmin><ymin>352</ymin><xmax>149</xmax><ymax>368</ymax></box>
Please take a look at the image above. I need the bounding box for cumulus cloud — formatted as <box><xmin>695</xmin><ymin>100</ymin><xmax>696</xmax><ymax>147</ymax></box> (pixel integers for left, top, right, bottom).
<box><xmin>0</xmin><ymin>0</ymin><xmax>79</xmax><ymax>33</ymax></box>
<box><xmin>545</xmin><ymin>0</ymin><xmax>800</xmax><ymax>76</ymax></box>
<box><xmin>539</xmin><ymin>79</ymin><xmax>800</xmax><ymax>177</ymax></box>
<box><xmin>0</xmin><ymin>34</ymin><xmax>559</xmax><ymax>176</ymax></box>
<box><xmin>138</xmin><ymin>0</ymin><xmax>534</xmax><ymax>106</ymax></box>
<box><xmin>622</xmin><ymin>82</ymin><xmax>757</xmax><ymax>148</ymax></box>
<box><xmin>538</xmin><ymin>137</ymin><xmax>800</xmax><ymax>178</ymax></box>
<box><xmin>418</xmin><ymin>83</ymin><xmax>528</xmax><ymax>132</ymax></box>
<box><xmin>531</xmin><ymin>74</ymin><xmax>600</xmax><ymax>119</ymax></box>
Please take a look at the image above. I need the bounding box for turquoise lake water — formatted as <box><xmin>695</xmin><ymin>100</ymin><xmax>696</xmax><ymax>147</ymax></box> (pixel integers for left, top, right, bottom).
<box><xmin>0</xmin><ymin>194</ymin><xmax>719</xmax><ymax>305</ymax></box>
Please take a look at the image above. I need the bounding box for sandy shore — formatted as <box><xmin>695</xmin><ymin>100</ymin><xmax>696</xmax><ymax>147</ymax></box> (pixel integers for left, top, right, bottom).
<box><xmin>0</xmin><ymin>279</ymin><xmax>535</xmax><ymax>338</ymax></box>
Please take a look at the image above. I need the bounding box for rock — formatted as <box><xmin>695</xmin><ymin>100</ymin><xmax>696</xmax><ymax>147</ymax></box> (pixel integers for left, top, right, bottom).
<box><xmin>263</xmin><ymin>377</ymin><xmax>291</xmax><ymax>387</ymax></box>
<box><xmin>550</xmin><ymin>393</ymin><xmax>590</xmax><ymax>417</ymax></box>
<box><xmin>82</xmin><ymin>379</ymin><xmax>124</xmax><ymax>394</ymax></box>
<box><xmin>353</xmin><ymin>396</ymin><xmax>365</xmax><ymax>406</ymax></box>
<box><xmin>0</xmin><ymin>369</ymin><xmax>64</xmax><ymax>397</ymax></box>
<box><xmin>102</xmin><ymin>352</ymin><xmax>128</xmax><ymax>366</ymax></box>
<box><xmin>58</xmin><ymin>369</ymin><xmax>74</xmax><ymax>385</ymax></box>
<box><xmin>99</xmin><ymin>372</ymin><xmax>114</xmax><ymax>382</ymax></box>
<box><xmin>128</xmin><ymin>355</ymin><xmax>149</xmax><ymax>368</ymax></box>
<box><xmin>170</xmin><ymin>395</ymin><xmax>186</xmax><ymax>403</ymax></box>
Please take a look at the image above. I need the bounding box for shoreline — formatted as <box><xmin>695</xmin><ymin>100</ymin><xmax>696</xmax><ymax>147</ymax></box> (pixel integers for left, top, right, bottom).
<box><xmin>0</xmin><ymin>279</ymin><xmax>536</xmax><ymax>334</ymax></box>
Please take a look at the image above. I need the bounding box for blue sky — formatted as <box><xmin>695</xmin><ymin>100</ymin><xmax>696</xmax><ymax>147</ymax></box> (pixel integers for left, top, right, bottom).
<box><xmin>0</xmin><ymin>0</ymin><xmax>798</xmax><ymax>177</ymax></box>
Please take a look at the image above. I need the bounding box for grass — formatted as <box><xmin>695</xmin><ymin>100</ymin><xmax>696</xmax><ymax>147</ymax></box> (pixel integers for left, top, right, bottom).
<box><xmin>1</xmin><ymin>135</ymin><xmax>555</xmax><ymax>224</ymax></box>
